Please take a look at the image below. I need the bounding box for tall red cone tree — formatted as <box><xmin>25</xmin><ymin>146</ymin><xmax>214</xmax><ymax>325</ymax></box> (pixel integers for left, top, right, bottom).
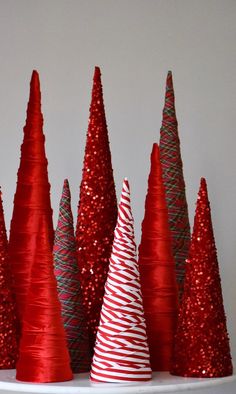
<box><xmin>9</xmin><ymin>70</ymin><xmax>54</xmax><ymax>322</ymax></box>
<box><xmin>159</xmin><ymin>71</ymin><xmax>190</xmax><ymax>299</ymax></box>
<box><xmin>0</xmin><ymin>189</ymin><xmax>18</xmax><ymax>368</ymax></box>
<box><xmin>138</xmin><ymin>143</ymin><xmax>178</xmax><ymax>371</ymax></box>
<box><xmin>76</xmin><ymin>67</ymin><xmax>117</xmax><ymax>354</ymax></box>
<box><xmin>53</xmin><ymin>179</ymin><xmax>90</xmax><ymax>373</ymax></box>
<box><xmin>16</xmin><ymin>215</ymin><xmax>73</xmax><ymax>383</ymax></box>
<box><xmin>171</xmin><ymin>178</ymin><xmax>233</xmax><ymax>378</ymax></box>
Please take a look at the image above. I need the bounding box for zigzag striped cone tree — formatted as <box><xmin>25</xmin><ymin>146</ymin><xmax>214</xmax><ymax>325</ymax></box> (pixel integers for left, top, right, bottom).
<box><xmin>159</xmin><ymin>71</ymin><xmax>190</xmax><ymax>299</ymax></box>
<box><xmin>91</xmin><ymin>179</ymin><xmax>151</xmax><ymax>382</ymax></box>
<box><xmin>53</xmin><ymin>179</ymin><xmax>90</xmax><ymax>373</ymax></box>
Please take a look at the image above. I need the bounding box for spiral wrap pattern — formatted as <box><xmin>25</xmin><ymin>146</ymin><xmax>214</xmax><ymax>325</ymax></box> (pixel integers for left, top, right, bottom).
<box><xmin>91</xmin><ymin>179</ymin><xmax>151</xmax><ymax>382</ymax></box>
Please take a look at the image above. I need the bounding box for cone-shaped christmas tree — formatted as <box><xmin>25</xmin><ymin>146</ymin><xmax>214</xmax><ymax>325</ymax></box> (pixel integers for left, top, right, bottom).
<box><xmin>159</xmin><ymin>71</ymin><xmax>190</xmax><ymax>298</ymax></box>
<box><xmin>76</xmin><ymin>66</ymin><xmax>117</xmax><ymax>354</ymax></box>
<box><xmin>0</xmin><ymin>189</ymin><xmax>18</xmax><ymax>368</ymax></box>
<box><xmin>91</xmin><ymin>179</ymin><xmax>151</xmax><ymax>382</ymax></box>
<box><xmin>16</xmin><ymin>215</ymin><xmax>73</xmax><ymax>383</ymax></box>
<box><xmin>53</xmin><ymin>179</ymin><xmax>90</xmax><ymax>373</ymax></box>
<box><xmin>9</xmin><ymin>70</ymin><xmax>54</xmax><ymax>323</ymax></box>
<box><xmin>171</xmin><ymin>178</ymin><xmax>233</xmax><ymax>378</ymax></box>
<box><xmin>138</xmin><ymin>143</ymin><xmax>178</xmax><ymax>371</ymax></box>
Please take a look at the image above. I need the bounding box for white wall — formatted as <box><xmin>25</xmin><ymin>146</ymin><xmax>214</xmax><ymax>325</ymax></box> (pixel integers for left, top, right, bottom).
<box><xmin>0</xmin><ymin>0</ymin><xmax>235</xmax><ymax>391</ymax></box>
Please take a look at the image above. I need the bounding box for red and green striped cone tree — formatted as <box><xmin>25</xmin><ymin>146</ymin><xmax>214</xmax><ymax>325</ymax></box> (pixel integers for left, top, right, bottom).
<box><xmin>159</xmin><ymin>71</ymin><xmax>191</xmax><ymax>299</ymax></box>
<box><xmin>53</xmin><ymin>179</ymin><xmax>90</xmax><ymax>372</ymax></box>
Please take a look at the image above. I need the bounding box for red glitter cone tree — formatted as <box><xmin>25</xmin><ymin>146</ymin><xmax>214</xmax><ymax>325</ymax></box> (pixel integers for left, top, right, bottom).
<box><xmin>171</xmin><ymin>178</ymin><xmax>233</xmax><ymax>378</ymax></box>
<box><xmin>53</xmin><ymin>179</ymin><xmax>90</xmax><ymax>373</ymax></box>
<box><xmin>138</xmin><ymin>143</ymin><xmax>178</xmax><ymax>371</ymax></box>
<box><xmin>76</xmin><ymin>66</ymin><xmax>117</xmax><ymax>354</ymax></box>
<box><xmin>16</xmin><ymin>215</ymin><xmax>73</xmax><ymax>383</ymax></box>
<box><xmin>159</xmin><ymin>71</ymin><xmax>191</xmax><ymax>298</ymax></box>
<box><xmin>91</xmin><ymin>179</ymin><xmax>151</xmax><ymax>382</ymax></box>
<box><xmin>0</xmin><ymin>189</ymin><xmax>18</xmax><ymax>368</ymax></box>
<box><xmin>9</xmin><ymin>70</ymin><xmax>54</xmax><ymax>322</ymax></box>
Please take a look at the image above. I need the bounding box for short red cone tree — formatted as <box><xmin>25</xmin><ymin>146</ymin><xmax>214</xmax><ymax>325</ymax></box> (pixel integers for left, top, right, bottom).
<box><xmin>53</xmin><ymin>179</ymin><xmax>90</xmax><ymax>373</ymax></box>
<box><xmin>0</xmin><ymin>189</ymin><xmax>18</xmax><ymax>368</ymax></box>
<box><xmin>159</xmin><ymin>71</ymin><xmax>191</xmax><ymax>299</ymax></box>
<box><xmin>138</xmin><ymin>143</ymin><xmax>178</xmax><ymax>371</ymax></box>
<box><xmin>76</xmin><ymin>67</ymin><xmax>117</xmax><ymax>354</ymax></box>
<box><xmin>16</xmin><ymin>215</ymin><xmax>72</xmax><ymax>383</ymax></box>
<box><xmin>9</xmin><ymin>71</ymin><xmax>54</xmax><ymax>322</ymax></box>
<box><xmin>171</xmin><ymin>178</ymin><xmax>233</xmax><ymax>377</ymax></box>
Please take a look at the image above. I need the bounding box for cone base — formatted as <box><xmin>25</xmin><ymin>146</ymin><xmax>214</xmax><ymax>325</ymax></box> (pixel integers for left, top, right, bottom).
<box><xmin>16</xmin><ymin>361</ymin><xmax>73</xmax><ymax>383</ymax></box>
<box><xmin>90</xmin><ymin>375</ymin><xmax>152</xmax><ymax>383</ymax></box>
<box><xmin>170</xmin><ymin>367</ymin><xmax>233</xmax><ymax>379</ymax></box>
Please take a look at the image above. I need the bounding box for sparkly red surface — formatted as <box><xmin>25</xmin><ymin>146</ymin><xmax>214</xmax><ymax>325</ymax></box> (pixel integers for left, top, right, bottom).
<box><xmin>171</xmin><ymin>178</ymin><xmax>233</xmax><ymax>377</ymax></box>
<box><xmin>76</xmin><ymin>67</ymin><xmax>117</xmax><ymax>355</ymax></box>
<box><xmin>0</xmin><ymin>191</ymin><xmax>18</xmax><ymax>368</ymax></box>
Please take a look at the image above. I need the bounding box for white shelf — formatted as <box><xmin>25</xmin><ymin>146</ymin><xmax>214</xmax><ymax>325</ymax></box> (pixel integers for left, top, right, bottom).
<box><xmin>0</xmin><ymin>370</ymin><xmax>235</xmax><ymax>394</ymax></box>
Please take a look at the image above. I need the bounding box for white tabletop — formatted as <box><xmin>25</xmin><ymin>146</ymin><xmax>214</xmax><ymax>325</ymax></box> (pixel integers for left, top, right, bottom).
<box><xmin>0</xmin><ymin>370</ymin><xmax>235</xmax><ymax>394</ymax></box>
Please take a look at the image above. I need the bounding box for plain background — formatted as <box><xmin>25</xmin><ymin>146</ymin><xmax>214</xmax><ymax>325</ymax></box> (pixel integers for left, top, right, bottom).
<box><xmin>0</xmin><ymin>0</ymin><xmax>235</xmax><ymax>393</ymax></box>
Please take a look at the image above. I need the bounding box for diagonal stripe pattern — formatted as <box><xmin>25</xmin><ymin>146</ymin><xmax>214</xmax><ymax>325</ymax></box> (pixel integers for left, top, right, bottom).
<box><xmin>53</xmin><ymin>179</ymin><xmax>90</xmax><ymax>373</ymax></box>
<box><xmin>159</xmin><ymin>71</ymin><xmax>191</xmax><ymax>299</ymax></box>
<box><xmin>91</xmin><ymin>179</ymin><xmax>151</xmax><ymax>382</ymax></box>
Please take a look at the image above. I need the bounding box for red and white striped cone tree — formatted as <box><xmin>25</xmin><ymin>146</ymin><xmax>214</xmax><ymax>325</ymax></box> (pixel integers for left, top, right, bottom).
<box><xmin>91</xmin><ymin>179</ymin><xmax>151</xmax><ymax>383</ymax></box>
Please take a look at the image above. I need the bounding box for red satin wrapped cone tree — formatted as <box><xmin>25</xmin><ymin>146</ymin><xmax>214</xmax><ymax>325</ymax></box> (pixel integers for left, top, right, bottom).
<box><xmin>53</xmin><ymin>179</ymin><xmax>90</xmax><ymax>373</ymax></box>
<box><xmin>159</xmin><ymin>71</ymin><xmax>191</xmax><ymax>299</ymax></box>
<box><xmin>0</xmin><ymin>189</ymin><xmax>18</xmax><ymax>368</ymax></box>
<box><xmin>9</xmin><ymin>70</ymin><xmax>54</xmax><ymax>323</ymax></box>
<box><xmin>16</xmin><ymin>215</ymin><xmax>72</xmax><ymax>383</ymax></box>
<box><xmin>76</xmin><ymin>66</ymin><xmax>117</xmax><ymax>354</ymax></box>
<box><xmin>171</xmin><ymin>178</ymin><xmax>233</xmax><ymax>378</ymax></box>
<box><xmin>138</xmin><ymin>143</ymin><xmax>178</xmax><ymax>371</ymax></box>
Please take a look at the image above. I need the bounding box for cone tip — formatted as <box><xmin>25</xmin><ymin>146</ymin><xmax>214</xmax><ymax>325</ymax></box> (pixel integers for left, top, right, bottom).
<box><xmin>94</xmin><ymin>66</ymin><xmax>101</xmax><ymax>80</ymax></box>
<box><xmin>31</xmin><ymin>70</ymin><xmax>40</xmax><ymax>84</ymax></box>
<box><xmin>200</xmin><ymin>177</ymin><xmax>207</xmax><ymax>189</ymax></box>
<box><xmin>166</xmin><ymin>70</ymin><xmax>173</xmax><ymax>86</ymax></box>
<box><xmin>151</xmin><ymin>142</ymin><xmax>160</xmax><ymax>162</ymax></box>
<box><xmin>64</xmin><ymin>178</ymin><xmax>69</xmax><ymax>187</ymax></box>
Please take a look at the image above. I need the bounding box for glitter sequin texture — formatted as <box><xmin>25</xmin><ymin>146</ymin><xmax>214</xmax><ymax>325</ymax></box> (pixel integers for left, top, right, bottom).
<box><xmin>0</xmin><ymin>190</ymin><xmax>18</xmax><ymax>368</ymax></box>
<box><xmin>171</xmin><ymin>178</ymin><xmax>233</xmax><ymax>378</ymax></box>
<box><xmin>76</xmin><ymin>67</ymin><xmax>117</xmax><ymax>355</ymax></box>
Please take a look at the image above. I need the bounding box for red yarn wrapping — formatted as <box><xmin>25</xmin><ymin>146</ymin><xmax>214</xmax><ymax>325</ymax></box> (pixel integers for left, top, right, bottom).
<box><xmin>171</xmin><ymin>178</ymin><xmax>233</xmax><ymax>378</ymax></box>
<box><xmin>16</xmin><ymin>215</ymin><xmax>72</xmax><ymax>383</ymax></box>
<box><xmin>138</xmin><ymin>143</ymin><xmax>178</xmax><ymax>371</ymax></box>
<box><xmin>9</xmin><ymin>70</ymin><xmax>54</xmax><ymax>323</ymax></box>
<box><xmin>76</xmin><ymin>67</ymin><xmax>117</xmax><ymax>355</ymax></box>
